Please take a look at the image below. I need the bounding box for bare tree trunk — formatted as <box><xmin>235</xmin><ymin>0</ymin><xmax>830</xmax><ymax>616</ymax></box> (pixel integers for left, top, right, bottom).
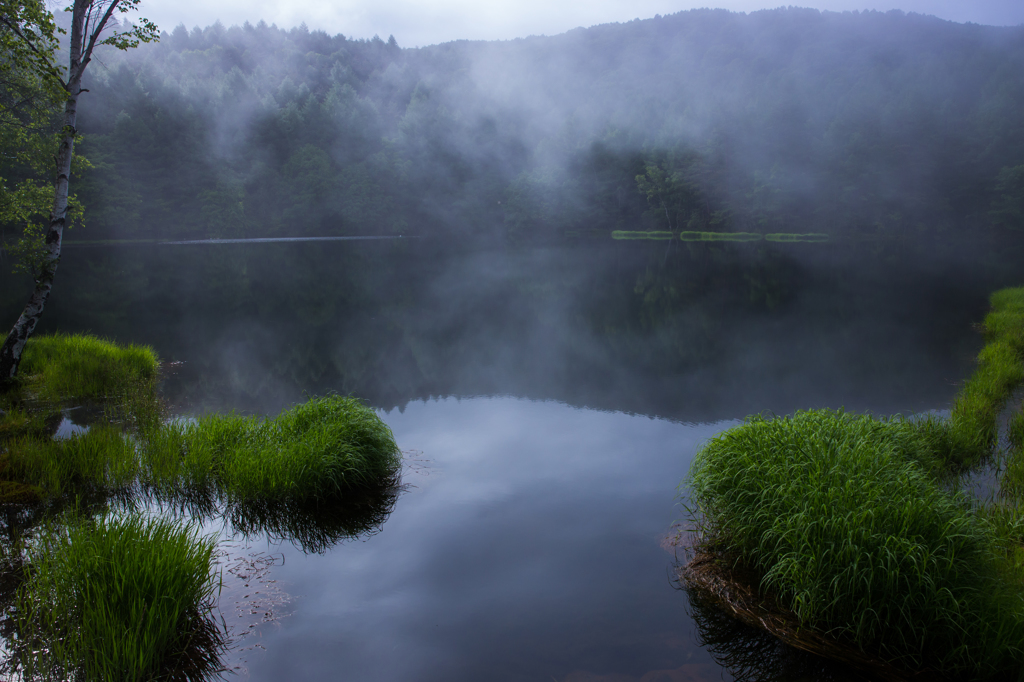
<box><xmin>0</xmin><ymin>5</ymin><xmax>88</xmax><ymax>383</ymax></box>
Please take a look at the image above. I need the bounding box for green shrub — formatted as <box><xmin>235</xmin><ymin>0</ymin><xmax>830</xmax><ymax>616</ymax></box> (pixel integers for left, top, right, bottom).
<box><xmin>15</xmin><ymin>513</ymin><xmax>222</xmax><ymax>681</ymax></box>
<box><xmin>686</xmin><ymin>409</ymin><xmax>1024</xmax><ymax>676</ymax></box>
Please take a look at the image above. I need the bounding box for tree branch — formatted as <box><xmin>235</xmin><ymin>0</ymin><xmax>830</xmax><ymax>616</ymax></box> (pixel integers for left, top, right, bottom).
<box><xmin>0</xmin><ymin>14</ymin><xmax>68</xmax><ymax>89</ymax></box>
<box><xmin>81</xmin><ymin>0</ymin><xmax>122</xmax><ymax>68</ymax></box>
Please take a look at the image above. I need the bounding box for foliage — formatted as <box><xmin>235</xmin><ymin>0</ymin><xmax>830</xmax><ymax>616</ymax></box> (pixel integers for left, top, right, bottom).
<box><xmin>686</xmin><ymin>408</ymin><xmax>1024</xmax><ymax>676</ymax></box>
<box><xmin>4</xmin><ymin>331</ymin><xmax>158</xmax><ymax>401</ymax></box>
<box><xmin>947</xmin><ymin>286</ymin><xmax>1024</xmax><ymax>468</ymax></box>
<box><xmin>21</xmin><ymin>8</ymin><xmax>1015</xmax><ymax>246</ymax></box>
<box><xmin>13</xmin><ymin>512</ymin><xmax>222</xmax><ymax>681</ymax></box>
<box><xmin>683</xmin><ymin>286</ymin><xmax>1024</xmax><ymax>676</ymax></box>
<box><xmin>4</xmin><ymin>425</ymin><xmax>138</xmax><ymax>497</ymax></box>
<box><xmin>0</xmin><ymin>1</ymin><xmax>76</xmax><ymax>275</ymax></box>
<box><xmin>147</xmin><ymin>395</ymin><xmax>402</xmax><ymax>503</ymax></box>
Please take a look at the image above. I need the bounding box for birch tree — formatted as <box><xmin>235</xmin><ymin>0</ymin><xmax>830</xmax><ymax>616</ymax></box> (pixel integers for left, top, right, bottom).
<box><xmin>0</xmin><ymin>0</ymin><xmax>157</xmax><ymax>382</ymax></box>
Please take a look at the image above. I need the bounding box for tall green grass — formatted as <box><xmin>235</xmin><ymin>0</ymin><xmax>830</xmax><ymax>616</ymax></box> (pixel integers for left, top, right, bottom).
<box><xmin>148</xmin><ymin>395</ymin><xmax>401</xmax><ymax>503</ymax></box>
<box><xmin>686</xmin><ymin>409</ymin><xmax>1024</xmax><ymax>676</ymax></box>
<box><xmin>14</xmin><ymin>513</ymin><xmax>223</xmax><ymax>681</ymax></box>
<box><xmin>4</xmin><ymin>426</ymin><xmax>139</xmax><ymax>497</ymax></box>
<box><xmin>7</xmin><ymin>333</ymin><xmax>159</xmax><ymax>402</ymax></box>
<box><xmin>2</xmin><ymin>395</ymin><xmax>400</xmax><ymax>504</ymax></box>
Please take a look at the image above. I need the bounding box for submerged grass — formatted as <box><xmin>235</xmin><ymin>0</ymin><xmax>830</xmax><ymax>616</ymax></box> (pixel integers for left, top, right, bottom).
<box><xmin>14</xmin><ymin>513</ymin><xmax>223</xmax><ymax>681</ymax></box>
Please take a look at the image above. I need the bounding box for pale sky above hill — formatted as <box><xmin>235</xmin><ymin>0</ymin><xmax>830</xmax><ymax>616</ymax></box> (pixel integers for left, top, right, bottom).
<box><xmin>135</xmin><ymin>0</ymin><xmax>1024</xmax><ymax>47</ymax></box>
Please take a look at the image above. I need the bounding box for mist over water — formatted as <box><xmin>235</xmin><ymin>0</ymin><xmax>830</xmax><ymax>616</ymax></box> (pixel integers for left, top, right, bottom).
<box><xmin>61</xmin><ymin>7</ymin><xmax>1024</xmax><ymax>247</ymax></box>
<box><xmin>3</xmin><ymin>228</ymin><xmax>1022</xmax><ymax>679</ymax></box>
<box><xmin>4</xmin><ymin>4</ymin><xmax>1024</xmax><ymax>679</ymax></box>
<box><xmin>3</xmin><ymin>237</ymin><xmax>1017</xmax><ymax>679</ymax></box>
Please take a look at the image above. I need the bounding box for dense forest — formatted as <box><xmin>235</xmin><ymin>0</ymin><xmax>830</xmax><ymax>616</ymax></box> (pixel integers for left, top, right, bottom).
<box><xmin>5</xmin><ymin>6</ymin><xmax>1024</xmax><ymax>245</ymax></box>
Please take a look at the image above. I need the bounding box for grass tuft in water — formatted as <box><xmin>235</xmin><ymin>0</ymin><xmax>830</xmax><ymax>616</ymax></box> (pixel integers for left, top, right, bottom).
<box><xmin>686</xmin><ymin>408</ymin><xmax>1024</xmax><ymax>676</ymax></box>
<box><xmin>14</xmin><ymin>513</ymin><xmax>223</xmax><ymax>681</ymax></box>
<box><xmin>7</xmin><ymin>333</ymin><xmax>159</xmax><ymax>403</ymax></box>
<box><xmin>145</xmin><ymin>395</ymin><xmax>402</xmax><ymax>504</ymax></box>
<box><xmin>3</xmin><ymin>426</ymin><xmax>139</xmax><ymax>498</ymax></box>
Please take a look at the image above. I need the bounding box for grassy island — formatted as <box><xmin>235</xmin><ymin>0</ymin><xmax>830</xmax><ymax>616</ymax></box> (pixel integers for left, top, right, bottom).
<box><xmin>0</xmin><ymin>332</ymin><xmax>402</xmax><ymax>680</ymax></box>
<box><xmin>682</xmin><ymin>286</ymin><xmax>1024</xmax><ymax>680</ymax></box>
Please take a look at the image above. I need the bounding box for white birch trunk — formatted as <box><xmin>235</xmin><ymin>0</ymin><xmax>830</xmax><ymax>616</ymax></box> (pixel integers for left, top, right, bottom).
<box><xmin>0</xmin><ymin>1</ymin><xmax>103</xmax><ymax>381</ymax></box>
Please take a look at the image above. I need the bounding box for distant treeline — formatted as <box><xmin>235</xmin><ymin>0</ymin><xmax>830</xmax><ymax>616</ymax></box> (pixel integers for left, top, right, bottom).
<box><xmin>57</xmin><ymin>8</ymin><xmax>1024</xmax><ymax>242</ymax></box>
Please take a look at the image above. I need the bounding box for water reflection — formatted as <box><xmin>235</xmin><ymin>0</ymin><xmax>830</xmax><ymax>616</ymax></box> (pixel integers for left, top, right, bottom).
<box><xmin>1</xmin><ymin>239</ymin><xmax>1019</xmax><ymax>679</ymax></box>
<box><xmin>681</xmin><ymin>582</ymin><xmax>869</xmax><ymax>682</ymax></box>
<box><xmin>2</xmin><ymin>239</ymin><xmax>1005</xmax><ymax>421</ymax></box>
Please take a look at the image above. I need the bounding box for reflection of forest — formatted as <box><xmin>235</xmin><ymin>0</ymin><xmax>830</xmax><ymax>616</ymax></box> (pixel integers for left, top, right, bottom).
<box><xmin>1</xmin><ymin>239</ymin><xmax>1016</xmax><ymax>421</ymax></box>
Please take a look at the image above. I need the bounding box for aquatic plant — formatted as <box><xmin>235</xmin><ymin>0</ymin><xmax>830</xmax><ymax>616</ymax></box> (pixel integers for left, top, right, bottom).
<box><xmin>6</xmin><ymin>332</ymin><xmax>159</xmax><ymax>402</ymax></box>
<box><xmin>679</xmin><ymin>231</ymin><xmax>762</xmax><ymax>242</ymax></box>
<box><xmin>685</xmin><ymin>409</ymin><xmax>1024</xmax><ymax>676</ymax></box>
<box><xmin>147</xmin><ymin>395</ymin><xmax>402</xmax><ymax>504</ymax></box>
<box><xmin>14</xmin><ymin>513</ymin><xmax>223</xmax><ymax>681</ymax></box>
<box><xmin>946</xmin><ymin>287</ymin><xmax>1024</xmax><ymax>470</ymax></box>
<box><xmin>4</xmin><ymin>425</ymin><xmax>138</xmax><ymax>497</ymax></box>
<box><xmin>611</xmin><ymin>230</ymin><xmax>675</xmax><ymax>240</ymax></box>
<box><xmin>764</xmin><ymin>233</ymin><xmax>829</xmax><ymax>242</ymax></box>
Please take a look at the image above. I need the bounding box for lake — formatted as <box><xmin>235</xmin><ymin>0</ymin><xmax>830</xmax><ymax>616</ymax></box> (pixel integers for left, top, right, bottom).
<box><xmin>0</xmin><ymin>235</ymin><xmax>1014</xmax><ymax>680</ymax></box>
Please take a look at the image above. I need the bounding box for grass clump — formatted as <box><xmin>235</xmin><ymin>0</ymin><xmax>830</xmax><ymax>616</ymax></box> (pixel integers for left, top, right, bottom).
<box><xmin>928</xmin><ymin>286</ymin><xmax>1024</xmax><ymax>474</ymax></box>
<box><xmin>14</xmin><ymin>513</ymin><xmax>223</xmax><ymax>681</ymax></box>
<box><xmin>147</xmin><ymin>395</ymin><xmax>401</xmax><ymax>504</ymax></box>
<box><xmin>686</xmin><ymin>409</ymin><xmax>1024</xmax><ymax>676</ymax></box>
<box><xmin>8</xmin><ymin>332</ymin><xmax>159</xmax><ymax>402</ymax></box>
<box><xmin>4</xmin><ymin>426</ymin><xmax>139</xmax><ymax>498</ymax></box>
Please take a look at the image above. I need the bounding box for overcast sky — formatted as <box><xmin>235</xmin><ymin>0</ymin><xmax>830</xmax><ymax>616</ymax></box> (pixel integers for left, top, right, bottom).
<box><xmin>134</xmin><ymin>1</ymin><xmax>1024</xmax><ymax>47</ymax></box>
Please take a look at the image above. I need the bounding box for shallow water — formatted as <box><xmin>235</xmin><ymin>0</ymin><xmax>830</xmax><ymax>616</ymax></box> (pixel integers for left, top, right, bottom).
<box><xmin>1</xmin><ymin>237</ymin><xmax>1017</xmax><ymax>680</ymax></box>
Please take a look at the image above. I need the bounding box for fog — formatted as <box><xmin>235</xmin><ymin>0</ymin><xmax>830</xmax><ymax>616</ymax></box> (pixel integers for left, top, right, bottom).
<box><xmin>137</xmin><ymin>0</ymin><xmax>1024</xmax><ymax>48</ymax></box>
<box><xmin>66</xmin><ymin>7</ymin><xmax>1024</xmax><ymax>249</ymax></box>
<box><xmin>5</xmin><ymin>6</ymin><xmax>1024</xmax><ymax>418</ymax></box>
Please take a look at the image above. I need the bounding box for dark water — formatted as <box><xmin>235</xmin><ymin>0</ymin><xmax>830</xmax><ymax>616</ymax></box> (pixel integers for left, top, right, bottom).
<box><xmin>1</xmin><ymin>237</ymin><xmax>1017</xmax><ymax>680</ymax></box>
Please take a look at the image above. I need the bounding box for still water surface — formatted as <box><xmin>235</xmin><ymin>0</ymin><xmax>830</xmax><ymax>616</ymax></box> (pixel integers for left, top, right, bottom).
<box><xmin>2</xmin><ymin>237</ymin><xmax>1015</xmax><ymax>680</ymax></box>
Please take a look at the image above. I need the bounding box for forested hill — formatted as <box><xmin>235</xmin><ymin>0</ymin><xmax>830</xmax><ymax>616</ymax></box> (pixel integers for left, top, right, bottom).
<box><xmin>68</xmin><ymin>7</ymin><xmax>1024</xmax><ymax>242</ymax></box>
